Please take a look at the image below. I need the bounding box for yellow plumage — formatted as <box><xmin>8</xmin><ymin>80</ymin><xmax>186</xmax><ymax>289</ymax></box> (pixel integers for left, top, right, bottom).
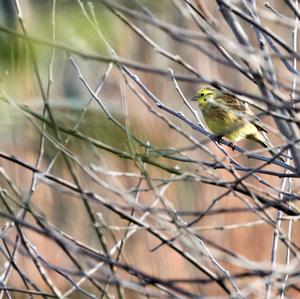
<box><xmin>191</xmin><ymin>88</ymin><xmax>283</xmax><ymax>161</ymax></box>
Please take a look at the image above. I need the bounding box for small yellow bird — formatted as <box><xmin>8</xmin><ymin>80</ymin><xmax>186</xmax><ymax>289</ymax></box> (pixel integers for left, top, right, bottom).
<box><xmin>191</xmin><ymin>88</ymin><xmax>283</xmax><ymax>161</ymax></box>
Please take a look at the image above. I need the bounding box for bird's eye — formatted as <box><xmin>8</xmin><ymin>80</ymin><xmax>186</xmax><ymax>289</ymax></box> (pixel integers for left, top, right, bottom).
<box><xmin>200</xmin><ymin>93</ymin><xmax>204</xmax><ymax>97</ymax></box>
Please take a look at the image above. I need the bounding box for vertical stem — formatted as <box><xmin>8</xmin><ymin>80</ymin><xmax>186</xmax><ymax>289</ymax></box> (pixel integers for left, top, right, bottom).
<box><xmin>264</xmin><ymin>196</ymin><xmax>283</xmax><ymax>298</ymax></box>
<box><xmin>280</xmin><ymin>1</ymin><xmax>298</xmax><ymax>297</ymax></box>
<box><xmin>265</xmin><ymin>1</ymin><xmax>298</xmax><ymax>297</ymax></box>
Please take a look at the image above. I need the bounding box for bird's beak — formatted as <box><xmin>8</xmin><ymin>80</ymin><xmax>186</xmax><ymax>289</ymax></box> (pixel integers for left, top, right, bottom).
<box><xmin>190</xmin><ymin>95</ymin><xmax>198</xmax><ymax>102</ymax></box>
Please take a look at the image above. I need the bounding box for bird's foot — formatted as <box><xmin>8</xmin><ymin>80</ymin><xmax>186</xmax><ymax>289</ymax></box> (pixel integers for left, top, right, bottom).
<box><xmin>212</xmin><ymin>135</ymin><xmax>223</xmax><ymax>144</ymax></box>
<box><xmin>227</xmin><ymin>141</ymin><xmax>236</xmax><ymax>151</ymax></box>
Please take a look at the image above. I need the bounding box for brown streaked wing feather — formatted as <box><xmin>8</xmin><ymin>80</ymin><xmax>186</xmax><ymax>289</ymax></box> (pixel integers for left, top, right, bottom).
<box><xmin>251</xmin><ymin>116</ymin><xmax>268</xmax><ymax>133</ymax></box>
<box><xmin>215</xmin><ymin>93</ymin><xmax>268</xmax><ymax>133</ymax></box>
<box><xmin>215</xmin><ymin>93</ymin><xmax>247</xmax><ymax>112</ymax></box>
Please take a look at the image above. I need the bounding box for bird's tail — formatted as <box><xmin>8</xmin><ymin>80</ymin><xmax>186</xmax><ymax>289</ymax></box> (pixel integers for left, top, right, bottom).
<box><xmin>248</xmin><ymin>133</ymin><xmax>284</xmax><ymax>162</ymax></box>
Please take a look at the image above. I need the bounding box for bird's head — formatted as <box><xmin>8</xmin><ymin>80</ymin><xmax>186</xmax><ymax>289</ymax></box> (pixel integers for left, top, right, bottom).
<box><xmin>191</xmin><ymin>88</ymin><xmax>215</xmax><ymax>109</ymax></box>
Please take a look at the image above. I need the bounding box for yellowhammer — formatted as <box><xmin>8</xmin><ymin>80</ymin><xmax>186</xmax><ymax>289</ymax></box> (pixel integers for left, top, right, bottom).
<box><xmin>191</xmin><ymin>88</ymin><xmax>283</xmax><ymax>161</ymax></box>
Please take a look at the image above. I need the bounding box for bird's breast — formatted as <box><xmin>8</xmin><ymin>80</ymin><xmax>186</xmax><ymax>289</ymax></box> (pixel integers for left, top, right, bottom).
<box><xmin>202</xmin><ymin>107</ymin><xmax>254</xmax><ymax>141</ymax></box>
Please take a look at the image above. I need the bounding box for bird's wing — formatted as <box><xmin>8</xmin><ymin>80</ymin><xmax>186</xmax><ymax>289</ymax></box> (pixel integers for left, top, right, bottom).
<box><xmin>215</xmin><ymin>93</ymin><xmax>247</xmax><ymax>112</ymax></box>
<box><xmin>215</xmin><ymin>93</ymin><xmax>268</xmax><ymax>133</ymax></box>
<box><xmin>250</xmin><ymin>115</ymin><xmax>268</xmax><ymax>133</ymax></box>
